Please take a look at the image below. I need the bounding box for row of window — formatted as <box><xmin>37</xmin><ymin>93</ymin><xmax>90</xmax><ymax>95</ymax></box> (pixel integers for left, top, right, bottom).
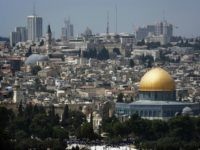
<box><xmin>133</xmin><ymin>110</ymin><xmax>161</xmax><ymax>117</ymax></box>
<box><xmin>117</xmin><ymin>108</ymin><xmax>178</xmax><ymax>117</ymax></box>
<box><xmin>139</xmin><ymin>92</ymin><xmax>175</xmax><ymax>101</ymax></box>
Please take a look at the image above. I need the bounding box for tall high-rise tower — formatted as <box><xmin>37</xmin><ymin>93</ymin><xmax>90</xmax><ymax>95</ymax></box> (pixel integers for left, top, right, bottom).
<box><xmin>61</xmin><ymin>18</ymin><xmax>74</xmax><ymax>41</ymax></box>
<box><xmin>46</xmin><ymin>24</ymin><xmax>52</xmax><ymax>54</ymax></box>
<box><xmin>16</xmin><ymin>27</ymin><xmax>28</xmax><ymax>42</ymax></box>
<box><xmin>10</xmin><ymin>27</ymin><xmax>27</xmax><ymax>47</ymax></box>
<box><xmin>27</xmin><ymin>15</ymin><xmax>43</xmax><ymax>42</ymax></box>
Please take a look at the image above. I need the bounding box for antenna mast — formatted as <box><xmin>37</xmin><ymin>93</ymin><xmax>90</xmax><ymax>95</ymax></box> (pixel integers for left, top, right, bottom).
<box><xmin>163</xmin><ymin>10</ymin><xmax>165</xmax><ymax>21</ymax></box>
<box><xmin>106</xmin><ymin>11</ymin><xmax>109</xmax><ymax>35</ymax></box>
<box><xmin>115</xmin><ymin>5</ymin><xmax>118</xmax><ymax>33</ymax></box>
<box><xmin>33</xmin><ymin>2</ymin><xmax>36</xmax><ymax>16</ymax></box>
<box><xmin>64</xmin><ymin>17</ymin><xmax>67</xmax><ymax>27</ymax></box>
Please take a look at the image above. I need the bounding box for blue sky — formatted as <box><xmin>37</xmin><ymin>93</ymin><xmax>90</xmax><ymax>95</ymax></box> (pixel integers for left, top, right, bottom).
<box><xmin>0</xmin><ymin>0</ymin><xmax>200</xmax><ymax>38</ymax></box>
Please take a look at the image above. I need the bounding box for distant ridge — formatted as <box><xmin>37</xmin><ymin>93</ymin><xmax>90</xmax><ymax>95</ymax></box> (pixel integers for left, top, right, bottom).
<box><xmin>0</xmin><ymin>36</ymin><xmax>9</xmax><ymax>42</ymax></box>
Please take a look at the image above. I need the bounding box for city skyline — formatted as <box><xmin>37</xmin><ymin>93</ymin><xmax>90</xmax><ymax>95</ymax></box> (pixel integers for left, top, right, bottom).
<box><xmin>1</xmin><ymin>0</ymin><xmax>200</xmax><ymax>38</ymax></box>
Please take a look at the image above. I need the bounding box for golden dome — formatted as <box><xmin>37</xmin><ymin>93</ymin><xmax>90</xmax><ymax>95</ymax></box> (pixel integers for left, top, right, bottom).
<box><xmin>139</xmin><ymin>67</ymin><xmax>175</xmax><ymax>91</ymax></box>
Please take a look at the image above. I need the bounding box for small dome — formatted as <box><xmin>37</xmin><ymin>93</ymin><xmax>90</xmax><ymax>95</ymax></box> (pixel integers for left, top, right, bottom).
<box><xmin>25</xmin><ymin>54</ymin><xmax>49</xmax><ymax>65</ymax></box>
<box><xmin>139</xmin><ymin>67</ymin><xmax>175</xmax><ymax>91</ymax></box>
<box><xmin>182</xmin><ymin>107</ymin><xmax>193</xmax><ymax>116</ymax></box>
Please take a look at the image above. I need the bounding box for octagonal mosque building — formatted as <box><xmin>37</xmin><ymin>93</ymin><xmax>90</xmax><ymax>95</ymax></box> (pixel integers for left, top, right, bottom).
<box><xmin>116</xmin><ymin>67</ymin><xmax>200</xmax><ymax>120</ymax></box>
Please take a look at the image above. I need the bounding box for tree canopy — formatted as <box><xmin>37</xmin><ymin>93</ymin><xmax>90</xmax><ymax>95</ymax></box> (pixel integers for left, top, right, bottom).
<box><xmin>84</xmin><ymin>47</ymin><xmax>110</xmax><ymax>60</ymax></box>
<box><xmin>0</xmin><ymin>105</ymin><xmax>200</xmax><ymax>149</ymax></box>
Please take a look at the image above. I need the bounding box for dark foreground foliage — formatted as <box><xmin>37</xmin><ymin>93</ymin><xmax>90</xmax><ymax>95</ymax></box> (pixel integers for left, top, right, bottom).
<box><xmin>101</xmin><ymin>114</ymin><xmax>200</xmax><ymax>149</ymax></box>
<box><xmin>0</xmin><ymin>105</ymin><xmax>200</xmax><ymax>149</ymax></box>
<box><xmin>0</xmin><ymin>104</ymin><xmax>92</xmax><ymax>149</ymax></box>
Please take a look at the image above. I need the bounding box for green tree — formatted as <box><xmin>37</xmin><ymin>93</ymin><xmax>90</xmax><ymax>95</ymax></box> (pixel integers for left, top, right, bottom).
<box><xmin>101</xmin><ymin>116</ymin><xmax>120</xmax><ymax>137</ymax></box>
<box><xmin>39</xmin><ymin>39</ymin><xmax>44</xmax><ymax>46</ymax></box>
<box><xmin>117</xmin><ymin>93</ymin><xmax>124</xmax><ymax>102</ymax></box>
<box><xmin>0</xmin><ymin>129</ymin><xmax>14</xmax><ymax>149</ymax></box>
<box><xmin>129</xmin><ymin>59</ymin><xmax>135</xmax><ymax>68</ymax></box>
<box><xmin>76</xmin><ymin>122</ymin><xmax>97</xmax><ymax>140</ymax></box>
<box><xmin>15</xmin><ymin>130</ymin><xmax>28</xmax><ymax>140</ymax></box>
<box><xmin>137</xmin><ymin>39</ymin><xmax>145</xmax><ymax>46</ymax></box>
<box><xmin>48</xmin><ymin>105</ymin><xmax>59</xmax><ymax>126</ymax></box>
<box><xmin>61</xmin><ymin>105</ymin><xmax>69</xmax><ymax>127</ymax></box>
<box><xmin>15</xmin><ymin>138</ymin><xmax>44</xmax><ymax>150</ymax></box>
<box><xmin>24</xmin><ymin>103</ymin><xmax>33</xmax><ymax>119</ymax></box>
<box><xmin>61</xmin><ymin>106</ymin><xmax>86</xmax><ymax>135</ymax></box>
<box><xmin>42</xmin><ymin>138</ymin><xmax>64</xmax><ymax>150</ymax></box>
<box><xmin>31</xmin><ymin>65</ymin><xmax>41</xmax><ymax>75</ymax></box>
<box><xmin>0</xmin><ymin>107</ymin><xmax>14</xmax><ymax>129</ymax></box>
<box><xmin>112</xmin><ymin>122</ymin><xmax>129</xmax><ymax>137</ymax></box>
<box><xmin>147</xmin><ymin>42</ymin><xmax>160</xmax><ymax>49</ymax></box>
<box><xmin>72</xmin><ymin>146</ymin><xmax>80</xmax><ymax>150</ymax></box>
<box><xmin>33</xmin><ymin>104</ymin><xmax>39</xmax><ymax>115</ymax></box>
<box><xmin>83</xmin><ymin>48</ymin><xmax>97</xmax><ymax>58</ymax></box>
<box><xmin>97</xmin><ymin>47</ymin><xmax>109</xmax><ymax>60</ymax></box>
<box><xmin>12</xmin><ymin>116</ymin><xmax>29</xmax><ymax>136</ymax></box>
<box><xmin>196</xmin><ymin>117</ymin><xmax>200</xmax><ymax>138</ymax></box>
<box><xmin>156</xmin><ymin>137</ymin><xmax>181</xmax><ymax>150</ymax></box>
<box><xmin>25</xmin><ymin>46</ymin><xmax>32</xmax><ymax>57</ymax></box>
<box><xmin>52</xmin><ymin>126</ymin><xmax>69</xmax><ymax>141</ymax></box>
<box><xmin>18</xmin><ymin>100</ymin><xmax>23</xmax><ymax>117</ymax></box>
<box><xmin>30</xmin><ymin>114</ymin><xmax>52</xmax><ymax>139</ymax></box>
<box><xmin>68</xmin><ymin>111</ymin><xmax>86</xmax><ymax>133</ymax></box>
<box><xmin>113</xmin><ymin>48</ymin><xmax>121</xmax><ymax>55</ymax></box>
<box><xmin>34</xmin><ymin>77</ymin><xmax>43</xmax><ymax>91</ymax></box>
<box><xmin>168</xmin><ymin>116</ymin><xmax>196</xmax><ymax>141</ymax></box>
<box><xmin>151</xmin><ymin>119</ymin><xmax>168</xmax><ymax>140</ymax></box>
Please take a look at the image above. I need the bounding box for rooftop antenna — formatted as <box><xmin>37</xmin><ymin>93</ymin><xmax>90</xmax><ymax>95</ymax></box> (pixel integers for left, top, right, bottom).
<box><xmin>162</xmin><ymin>10</ymin><xmax>165</xmax><ymax>22</ymax></box>
<box><xmin>115</xmin><ymin>5</ymin><xmax>118</xmax><ymax>33</ymax></box>
<box><xmin>68</xmin><ymin>16</ymin><xmax>71</xmax><ymax>23</ymax></box>
<box><xmin>106</xmin><ymin>11</ymin><xmax>109</xmax><ymax>35</ymax></box>
<box><xmin>53</xmin><ymin>31</ymin><xmax>55</xmax><ymax>39</ymax></box>
<box><xmin>33</xmin><ymin>1</ymin><xmax>37</xmax><ymax>16</ymax></box>
<box><xmin>133</xmin><ymin>24</ymin><xmax>136</xmax><ymax>34</ymax></box>
<box><xmin>64</xmin><ymin>17</ymin><xmax>67</xmax><ymax>27</ymax></box>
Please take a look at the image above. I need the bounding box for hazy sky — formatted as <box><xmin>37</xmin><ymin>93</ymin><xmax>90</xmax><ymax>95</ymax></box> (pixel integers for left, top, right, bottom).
<box><xmin>0</xmin><ymin>0</ymin><xmax>200</xmax><ymax>38</ymax></box>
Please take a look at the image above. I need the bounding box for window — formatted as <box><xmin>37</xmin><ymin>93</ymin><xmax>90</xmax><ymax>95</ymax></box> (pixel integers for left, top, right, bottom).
<box><xmin>153</xmin><ymin>110</ymin><xmax>156</xmax><ymax>117</ymax></box>
<box><xmin>140</xmin><ymin>110</ymin><xmax>143</xmax><ymax>116</ymax></box>
<box><xmin>149</xmin><ymin>110</ymin><xmax>152</xmax><ymax>117</ymax></box>
<box><xmin>155</xmin><ymin>92</ymin><xmax>157</xmax><ymax>99</ymax></box>
<box><xmin>144</xmin><ymin>110</ymin><xmax>148</xmax><ymax>116</ymax></box>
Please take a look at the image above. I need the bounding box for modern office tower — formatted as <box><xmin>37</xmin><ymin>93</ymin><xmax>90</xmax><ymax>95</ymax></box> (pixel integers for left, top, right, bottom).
<box><xmin>10</xmin><ymin>26</ymin><xmax>27</xmax><ymax>47</ymax></box>
<box><xmin>147</xmin><ymin>25</ymin><xmax>156</xmax><ymax>34</ymax></box>
<box><xmin>69</xmin><ymin>24</ymin><xmax>74</xmax><ymax>38</ymax></box>
<box><xmin>136</xmin><ymin>27</ymin><xmax>148</xmax><ymax>41</ymax></box>
<box><xmin>27</xmin><ymin>15</ymin><xmax>43</xmax><ymax>42</ymax></box>
<box><xmin>167</xmin><ymin>24</ymin><xmax>173</xmax><ymax>38</ymax></box>
<box><xmin>136</xmin><ymin>21</ymin><xmax>173</xmax><ymax>42</ymax></box>
<box><xmin>155</xmin><ymin>21</ymin><xmax>173</xmax><ymax>38</ymax></box>
<box><xmin>155</xmin><ymin>21</ymin><xmax>166</xmax><ymax>35</ymax></box>
<box><xmin>15</xmin><ymin>27</ymin><xmax>27</xmax><ymax>42</ymax></box>
<box><xmin>10</xmin><ymin>31</ymin><xmax>20</xmax><ymax>47</ymax></box>
<box><xmin>61</xmin><ymin>18</ymin><xmax>74</xmax><ymax>41</ymax></box>
<box><xmin>61</xmin><ymin>27</ymin><xmax>67</xmax><ymax>41</ymax></box>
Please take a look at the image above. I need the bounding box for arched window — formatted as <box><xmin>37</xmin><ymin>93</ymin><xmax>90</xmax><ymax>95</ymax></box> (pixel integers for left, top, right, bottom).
<box><xmin>140</xmin><ymin>110</ymin><xmax>143</xmax><ymax>116</ymax></box>
<box><xmin>149</xmin><ymin>110</ymin><xmax>152</xmax><ymax>117</ymax></box>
